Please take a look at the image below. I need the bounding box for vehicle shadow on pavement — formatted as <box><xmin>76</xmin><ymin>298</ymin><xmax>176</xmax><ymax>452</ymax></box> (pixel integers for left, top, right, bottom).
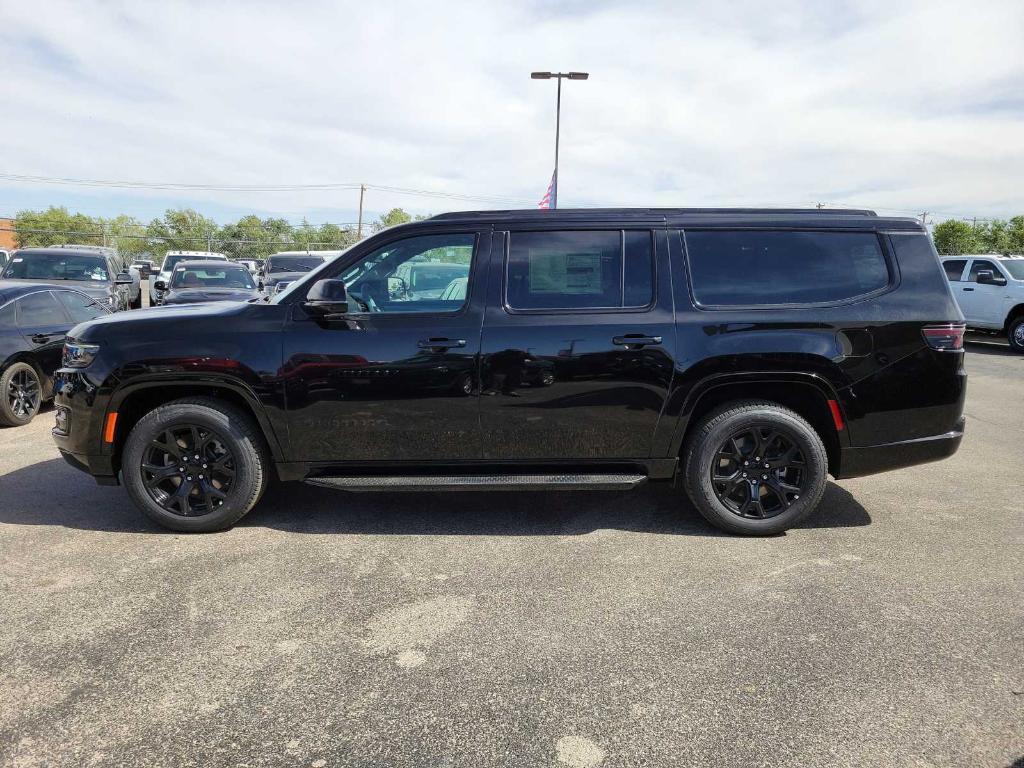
<box><xmin>965</xmin><ymin>340</ymin><xmax>1020</xmax><ymax>357</ymax></box>
<box><xmin>1</xmin><ymin>458</ymin><xmax>871</xmax><ymax>536</ymax></box>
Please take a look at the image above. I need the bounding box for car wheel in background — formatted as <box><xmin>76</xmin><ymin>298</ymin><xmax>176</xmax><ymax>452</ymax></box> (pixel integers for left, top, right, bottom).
<box><xmin>681</xmin><ymin>400</ymin><xmax>829</xmax><ymax>535</ymax></box>
<box><xmin>0</xmin><ymin>362</ymin><xmax>43</xmax><ymax>427</ymax></box>
<box><xmin>1008</xmin><ymin>316</ymin><xmax>1024</xmax><ymax>353</ymax></box>
<box><xmin>122</xmin><ymin>397</ymin><xmax>269</xmax><ymax>532</ymax></box>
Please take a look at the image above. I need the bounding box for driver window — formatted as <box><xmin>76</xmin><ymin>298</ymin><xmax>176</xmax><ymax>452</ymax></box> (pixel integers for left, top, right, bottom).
<box><xmin>340</xmin><ymin>233</ymin><xmax>475</xmax><ymax>313</ymax></box>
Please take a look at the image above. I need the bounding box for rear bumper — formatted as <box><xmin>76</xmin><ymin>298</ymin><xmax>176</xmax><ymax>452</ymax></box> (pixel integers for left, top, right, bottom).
<box><xmin>837</xmin><ymin>418</ymin><xmax>964</xmax><ymax>479</ymax></box>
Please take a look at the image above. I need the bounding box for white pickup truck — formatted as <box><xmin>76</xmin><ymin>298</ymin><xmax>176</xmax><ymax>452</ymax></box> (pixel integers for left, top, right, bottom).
<box><xmin>940</xmin><ymin>254</ymin><xmax>1024</xmax><ymax>352</ymax></box>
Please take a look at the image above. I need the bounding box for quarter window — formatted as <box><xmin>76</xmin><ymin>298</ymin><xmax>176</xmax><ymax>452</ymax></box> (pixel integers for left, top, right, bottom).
<box><xmin>684</xmin><ymin>230</ymin><xmax>890</xmax><ymax>307</ymax></box>
<box><xmin>56</xmin><ymin>290</ymin><xmax>109</xmax><ymax>323</ymax></box>
<box><xmin>506</xmin><ymin>230</ymin><xmax>654</xmax><ymax>310</ymax></box>
<box><xmin>942</xmin><ymin>259</ymin><xmax>967</xmax><ymax>281</ymax></box>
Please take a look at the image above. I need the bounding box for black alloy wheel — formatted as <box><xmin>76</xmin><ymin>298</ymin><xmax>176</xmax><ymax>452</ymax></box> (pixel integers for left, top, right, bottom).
<box><xmin>141</xmin><ymin>424</ymin><xmax>236</xmax><ymax>516</ymax></box>
<box><xmin>8</xmin><ymin>368</ymin><xmax>41</xmax><ymax>421</ymax></box>
<box><xmin>711</xmin><ymin>425</ymin><xmax>806</xmax><ymax>519</ymax></box>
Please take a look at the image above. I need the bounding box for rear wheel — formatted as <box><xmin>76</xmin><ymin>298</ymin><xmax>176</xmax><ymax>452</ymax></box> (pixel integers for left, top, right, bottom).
<box><xmin>122</xmin><ymin>397</ymin><xmax>269</xmax><ymax>532</ymax></box>
<box><xmin>0</xmin><ymin>362</ymin><xmax>42</xmax><ymax>427</ymax></box>
<box><xmin>1008</xmin><ymin>316</ymin><xmax>1024</xmax><ymax>353</ymax></box>
<box><xmin>682</xmin><ymin>400</ymin><xmax>829</xmax><ymax>535</ymax></box>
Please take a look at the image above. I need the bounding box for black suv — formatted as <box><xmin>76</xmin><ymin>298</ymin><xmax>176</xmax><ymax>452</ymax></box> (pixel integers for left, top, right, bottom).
<box><xmin>52</xmin><ymin>209</ymin><xmax>966</xmax><ymax>534</ymax></box>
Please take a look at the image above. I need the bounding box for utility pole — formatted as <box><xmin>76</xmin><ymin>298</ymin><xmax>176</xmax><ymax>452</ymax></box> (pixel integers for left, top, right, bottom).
<box><xmin>357</xmin><ymin>184</ymin><xmax>366</xmax><ymax>239</ymax></box>
<box><xmin>919</xmin><ymin>212</ymin><xmax>928</xmax><ymax>227</ymax></box>
<box><xmin>815</xmin><ymin>202</ymin><xmax>825</xmax><ymax>209</ymax></box>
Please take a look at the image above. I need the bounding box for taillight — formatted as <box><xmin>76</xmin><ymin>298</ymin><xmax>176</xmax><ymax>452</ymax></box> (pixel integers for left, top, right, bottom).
<box><xmin>922</xmin><ymin>324</ymin><xmax>965</xmax><ymax>351</ymax></box>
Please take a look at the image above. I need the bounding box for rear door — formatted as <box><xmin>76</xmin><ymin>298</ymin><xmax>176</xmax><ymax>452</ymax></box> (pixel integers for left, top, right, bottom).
<box><xmin>478</xmin><ymin>227</ymin><xmax>676</xmax><ymax>460</ymax></box>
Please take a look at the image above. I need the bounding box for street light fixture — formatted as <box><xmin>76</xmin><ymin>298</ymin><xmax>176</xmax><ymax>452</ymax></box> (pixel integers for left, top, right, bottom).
<box><xmin>531</xmin><ymin>71</ymin><xmax>589</xmax><ymax>208</ymax></box>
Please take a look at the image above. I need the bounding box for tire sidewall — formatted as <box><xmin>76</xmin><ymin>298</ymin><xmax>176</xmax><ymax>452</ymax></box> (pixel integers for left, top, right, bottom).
<box><xmin>686</xmin><ymin>407</ymin><xmax>829</xmax><ymax>535</ymax></box>
<box><xmin>1008</xmin><ymin>318</ymin><xmax>1024</xmax><ymax>352</ymax></box>
<box><xmin>122</xmin><ymin>402</ymin><xmax>264</xmax><ymax>532</ymax></box>
<box><xmin>0</xmin><ymin>362</ymin><xmax>41</xmax><ymax>426</ymax></box>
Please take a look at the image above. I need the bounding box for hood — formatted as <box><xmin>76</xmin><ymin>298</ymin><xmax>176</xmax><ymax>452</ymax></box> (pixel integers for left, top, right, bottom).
<box><xmin>68</xmin><ymin>299</ymin><xmax>261</xmax><ymax>342</ymax></box>
<box><xmin>4</xmin><ymin>277</ymin><xmax>112</xmax><ymax>299</ymax></box>
<box><xmin>163</xmin><ymin>287</ymin><xmax>260</xmax><ymax>304</ymax></box>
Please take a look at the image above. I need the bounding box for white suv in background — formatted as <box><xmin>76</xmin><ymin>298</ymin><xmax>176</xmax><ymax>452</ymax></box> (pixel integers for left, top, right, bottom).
<box><xmin>940</xmin><ymin>254</ymin><xmax>1024</xmax><ymax>352</ymax></box>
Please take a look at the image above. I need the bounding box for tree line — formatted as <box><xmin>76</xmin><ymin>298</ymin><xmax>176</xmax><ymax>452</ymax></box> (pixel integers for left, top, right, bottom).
<box><xmin>10</xmin><ymin>206</ymin><xmax>423</xmax><ymax>264</ymax></box>
<box><xmin>931</xmin><ymin>216</ymin><xmax>1024</xmax><ymax>255</ymax></box>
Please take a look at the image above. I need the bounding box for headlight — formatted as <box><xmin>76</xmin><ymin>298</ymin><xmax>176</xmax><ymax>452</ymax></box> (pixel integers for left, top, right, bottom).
<box><xmin>63</xmin><ymin>342</ymin><xmax>100</xmax><ymax>368</ymax></box>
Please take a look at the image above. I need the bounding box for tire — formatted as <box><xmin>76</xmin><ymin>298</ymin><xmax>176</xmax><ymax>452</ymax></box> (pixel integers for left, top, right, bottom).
<box><xmin>122</xmin><ymin>397</ymin><xmax>269</xmax><ymax>532</ymax></box>
<box><xmin>0</xmin><ymin>362</ymin><xmax>43</xmax><ymax>427</ymax></box>
<box><xmin>681</xmin><ymin>400</ymin><xmax>829</xmax><ymax>535</ymax></box>
<box><xmin>1008</xmin><ymin>316</ymin><xmax>1024</xmax><ymax>353</ymax></box>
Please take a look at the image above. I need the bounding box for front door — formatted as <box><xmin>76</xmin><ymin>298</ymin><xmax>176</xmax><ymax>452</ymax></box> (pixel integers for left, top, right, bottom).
<box><xmin>959</xmin><ymin>258</ymin><xmax>1007</xmax><ymax>326</ymax></box>
<box><xmin>479</xmin><ymin>228</ymin><xmax>676</xmax><ymax>460</ymax></box>
<box><xmin>280</xmin><ymin>229</ymin><xmax>490</xmax><ymax>463</ymax></box>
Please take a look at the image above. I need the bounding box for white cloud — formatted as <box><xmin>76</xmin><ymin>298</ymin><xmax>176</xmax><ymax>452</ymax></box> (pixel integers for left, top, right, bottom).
<box><xmin>1</xmin><ymin>0</ymin><xmax>1022</xmax><ymax>222</ymax></box>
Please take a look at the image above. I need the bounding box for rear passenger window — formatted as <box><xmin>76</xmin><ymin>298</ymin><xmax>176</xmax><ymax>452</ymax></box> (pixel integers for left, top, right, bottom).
<box><xmin>57</xmin><ymin>290</ymin><xmax>108</xmax><ymax>323</ymax></box>
<box><xmin>17</xmin><ymin>291</ymin><xmax>68</xmax><ymax>327</ymax></box>
<box><xmin>506</xmin><ymin>230</ymin><xmax>654</xmax><ymax>310</ymax></box>
<box><xmin>684</xmin><ymin>230</ymin><xmax>890</xmax><ymax>307</ymax></box>
<box><xmin>942</xmin><ymin>260</ymin><xmax>967</xmax><ymax>281</ymax></box>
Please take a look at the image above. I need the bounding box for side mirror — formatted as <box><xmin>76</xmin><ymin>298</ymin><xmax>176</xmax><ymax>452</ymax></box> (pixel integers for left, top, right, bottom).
<box><xmin>387</xmin><ymin>275</ymin><xmax>408</xmax><ymax>299</ymax></box>
<box><xmin>304</xmin><ymin>279</ymin><xmax>350</xmax><ymax>319</ymax></box>
<box><xmin>153</xmin><ymin>279</ymin><xmax>167</xmax><ymax>291</ymax></box>
<box><xmin>976</xmin><ymin>270</ymin><xmax>1006</xmax><ymax>286</ymax></box>
<box><xmin>115</xmin><ymin>271</ymin><xmax>134</xmax><ymax>285</ymax></box>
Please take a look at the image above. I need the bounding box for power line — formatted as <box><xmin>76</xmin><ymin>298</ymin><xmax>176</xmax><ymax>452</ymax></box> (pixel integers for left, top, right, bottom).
<box><xmin>0</xmin><ymin>173</ymin><xmax>537</xmax><ymax>205</ymax></box>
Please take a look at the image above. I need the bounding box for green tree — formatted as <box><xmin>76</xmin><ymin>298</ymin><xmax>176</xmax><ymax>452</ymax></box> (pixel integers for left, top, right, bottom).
<box><xmin>14</xmin><ymin>206</ymin><xmax>100</xmax><ymax>247</ymax></box>
<box><xmin>145</xmin><ymin>209</ymin><xmax>220</xmax><ymax>263</ymax></box>
<box><xmin>932</xmin><ymin>220</ymin><xmax>982</xmax><ymax>255</ymax></box>
<box><xmin>371</xmin><ymin>208</ymin><xmax>427</xmax><ymax>233</ymax></box>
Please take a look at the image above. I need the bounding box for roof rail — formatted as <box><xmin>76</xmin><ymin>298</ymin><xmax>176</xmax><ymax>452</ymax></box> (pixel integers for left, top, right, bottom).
<box><xmin>428</xmin><ymin>207</ymin><xmax>878</xmax><ymax>221</ymax></box>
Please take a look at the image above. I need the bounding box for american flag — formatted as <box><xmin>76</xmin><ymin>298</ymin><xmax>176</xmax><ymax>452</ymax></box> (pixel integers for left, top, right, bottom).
<box><xmin>538</xmin><ymin>169</ymin><xmax>557</xmax><ymax>209</ymax></box>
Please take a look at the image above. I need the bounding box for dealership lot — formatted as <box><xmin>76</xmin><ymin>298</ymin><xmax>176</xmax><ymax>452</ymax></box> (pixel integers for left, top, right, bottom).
<box><xmin>0</xmin><ymin>343</ymin><xmax>1021</xmax><ymax>767</ymax></box>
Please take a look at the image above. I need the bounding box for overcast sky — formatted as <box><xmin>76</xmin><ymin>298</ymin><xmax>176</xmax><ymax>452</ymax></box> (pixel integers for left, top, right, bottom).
<box><xmin>2</xmin><ymin>0</ymin><xmax>1022</xmax><ymax>226</ymax></box>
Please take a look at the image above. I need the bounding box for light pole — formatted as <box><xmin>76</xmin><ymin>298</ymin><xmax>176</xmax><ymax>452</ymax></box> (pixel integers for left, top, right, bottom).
<box><xmin>531</xmin><ymin>71</ymin><xmax>588</xmax><ymax>208</ymax></box>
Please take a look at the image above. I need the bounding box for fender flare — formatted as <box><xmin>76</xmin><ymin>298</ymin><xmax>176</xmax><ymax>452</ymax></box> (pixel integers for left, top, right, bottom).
<box><xmin>665</xmin><ymin>371</ymin><xmax>849</xmax><ymax>457</ymax></box>
<box><xmin>106</xmin><ymin>374</ymin><xmax>286</xmax><ymax>463</ymax></box>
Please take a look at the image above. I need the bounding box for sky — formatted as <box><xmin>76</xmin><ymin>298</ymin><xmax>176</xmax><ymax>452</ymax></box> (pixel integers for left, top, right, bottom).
<box><xmin>1</xmin><ymin>0</ymin><xmax>1023</xmax><ymax>227</ymax></box>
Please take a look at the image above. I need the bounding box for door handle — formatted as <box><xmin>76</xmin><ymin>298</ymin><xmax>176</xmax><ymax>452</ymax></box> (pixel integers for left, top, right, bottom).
<box><xmin>418</xmin><ymin>338</ymin><xmax>467</xmax><ymax>350</ymax></box>
<box><xmin>962</xmin><ymin>287</ymin><xmax>974</xmax><ymax>292</ymax></box>
<box><xmin>612</xmin><ymin>334</ymin><xmax>662</xmax><ymax>348</ymax></box>
<box><xmin>31</xmin><ymin>334</ymin><xmax>52</xmax><ymax>344</ymax></box>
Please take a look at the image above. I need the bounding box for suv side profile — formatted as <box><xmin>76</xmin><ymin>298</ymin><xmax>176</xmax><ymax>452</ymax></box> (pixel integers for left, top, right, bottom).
<box><xmin>53</xmin><ymin>208</ymin><xmax>966</xmax><ymax>535</ymax></box>
<box><xmin>939</xmin><ymin>254</ymin><xmax>1024</xmax><ymax>352</ymax></box>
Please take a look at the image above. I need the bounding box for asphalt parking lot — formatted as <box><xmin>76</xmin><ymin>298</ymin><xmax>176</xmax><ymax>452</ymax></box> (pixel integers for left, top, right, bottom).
<box><xmin>1</xmin><ymin>342</ymin><xmax>1021</xmax><ymax>768</ymax></box>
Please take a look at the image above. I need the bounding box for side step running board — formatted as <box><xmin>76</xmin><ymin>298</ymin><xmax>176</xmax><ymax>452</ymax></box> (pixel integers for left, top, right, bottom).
<box><xmin>304</xmin><ymin>473</ymin><xmax>647</xmax><ymax>493</ymax></box>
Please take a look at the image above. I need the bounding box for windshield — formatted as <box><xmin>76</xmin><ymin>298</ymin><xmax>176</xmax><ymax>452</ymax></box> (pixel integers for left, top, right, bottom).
<box><xmin>409</xmin><ymin>264</ymin><xmax>468</xmax><ymax>291</ymax></box>
<box><xmin>266</xmin><ymin>255</ymin><xmax>326</xmax><ymax>273</ymax></box>
<box><xmin>2</xmin><ymin>252</ymin><xmax>110</xmax><ymax>282</ymax></box>
<box><xmin>162</xmin><ymin>254</ymin><xmax>225</xmax><ymax>273</ymax></box>
<box><xmin>171</xmin><ymin>265</ymin><xmax>255</xmax><ymax>289</ymax></box>
<box><xmin>999</xmin><ymin>259</ymin><xmax>1024</xmax><ymax>280</ymax></box>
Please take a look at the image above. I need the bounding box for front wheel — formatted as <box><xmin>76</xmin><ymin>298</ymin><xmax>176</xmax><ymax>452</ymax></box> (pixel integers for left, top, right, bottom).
<box><xmin>1008</xmin><ymin>316</ymin><xmax>1024</xmax><ymax>353</ymax></box>
<box><xmin>682</xmin><ymin>400</ymin><xmax>829</xmax><ymax>535</ymax></box>
<box><xmin>122</xmin><ymin>397</ymin><xmax>269</xmax><ymax>532</ymax></box>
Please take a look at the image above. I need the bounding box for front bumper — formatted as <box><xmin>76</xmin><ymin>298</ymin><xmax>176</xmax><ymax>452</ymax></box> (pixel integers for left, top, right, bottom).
<box><xmin>837</xmin><ymin>417</ymin><xmax>965</xmax><ymax>478</ymax></box>
<box><xmin>51</xmin><ymin>369</ymin><xmax>119</xmax><ymax>485</ymax></box>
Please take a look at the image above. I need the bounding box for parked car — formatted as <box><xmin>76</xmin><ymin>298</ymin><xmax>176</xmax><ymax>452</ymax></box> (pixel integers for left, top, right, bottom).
<box><xmin>393</xmin><ymin>261</ymin><xmax>470</xmax><ymax>300</ymax></box>
<box><xmin>1</xmin><ymin>246</ymin><xmax>133</xmax><ymax>311</ymax></box>
<box><xmin>236</xmin><ymin>259</ymin><xmax>259</xmax><ymax>276</ymax></box>
<box><xmin>260</xmin><ymin>251</ymin><xmax>337</xmax><ymax>295</ymax></box>
<box><xmin>154</xmin><ymin>260</ymin><xmax>261</xmax><ymax>305</ymax></box>
<box><xmin>939</xmin><ymin>254</ymin><xmax>1024</xmax><ymax>352</ymax></box>
<box><xmin>0</xmin><ymin>282</ymin><xmax>110</xmax><ymax>426</ymax></box>
<box><xmin>53</xmin><ymin>208</ymin><xmax>966</xmax><ymax>534</ymax></box>
<box><xmin>151</xmin><ymin>251</ymin><xmax>228</xmax><ymax>304</ymax></box>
